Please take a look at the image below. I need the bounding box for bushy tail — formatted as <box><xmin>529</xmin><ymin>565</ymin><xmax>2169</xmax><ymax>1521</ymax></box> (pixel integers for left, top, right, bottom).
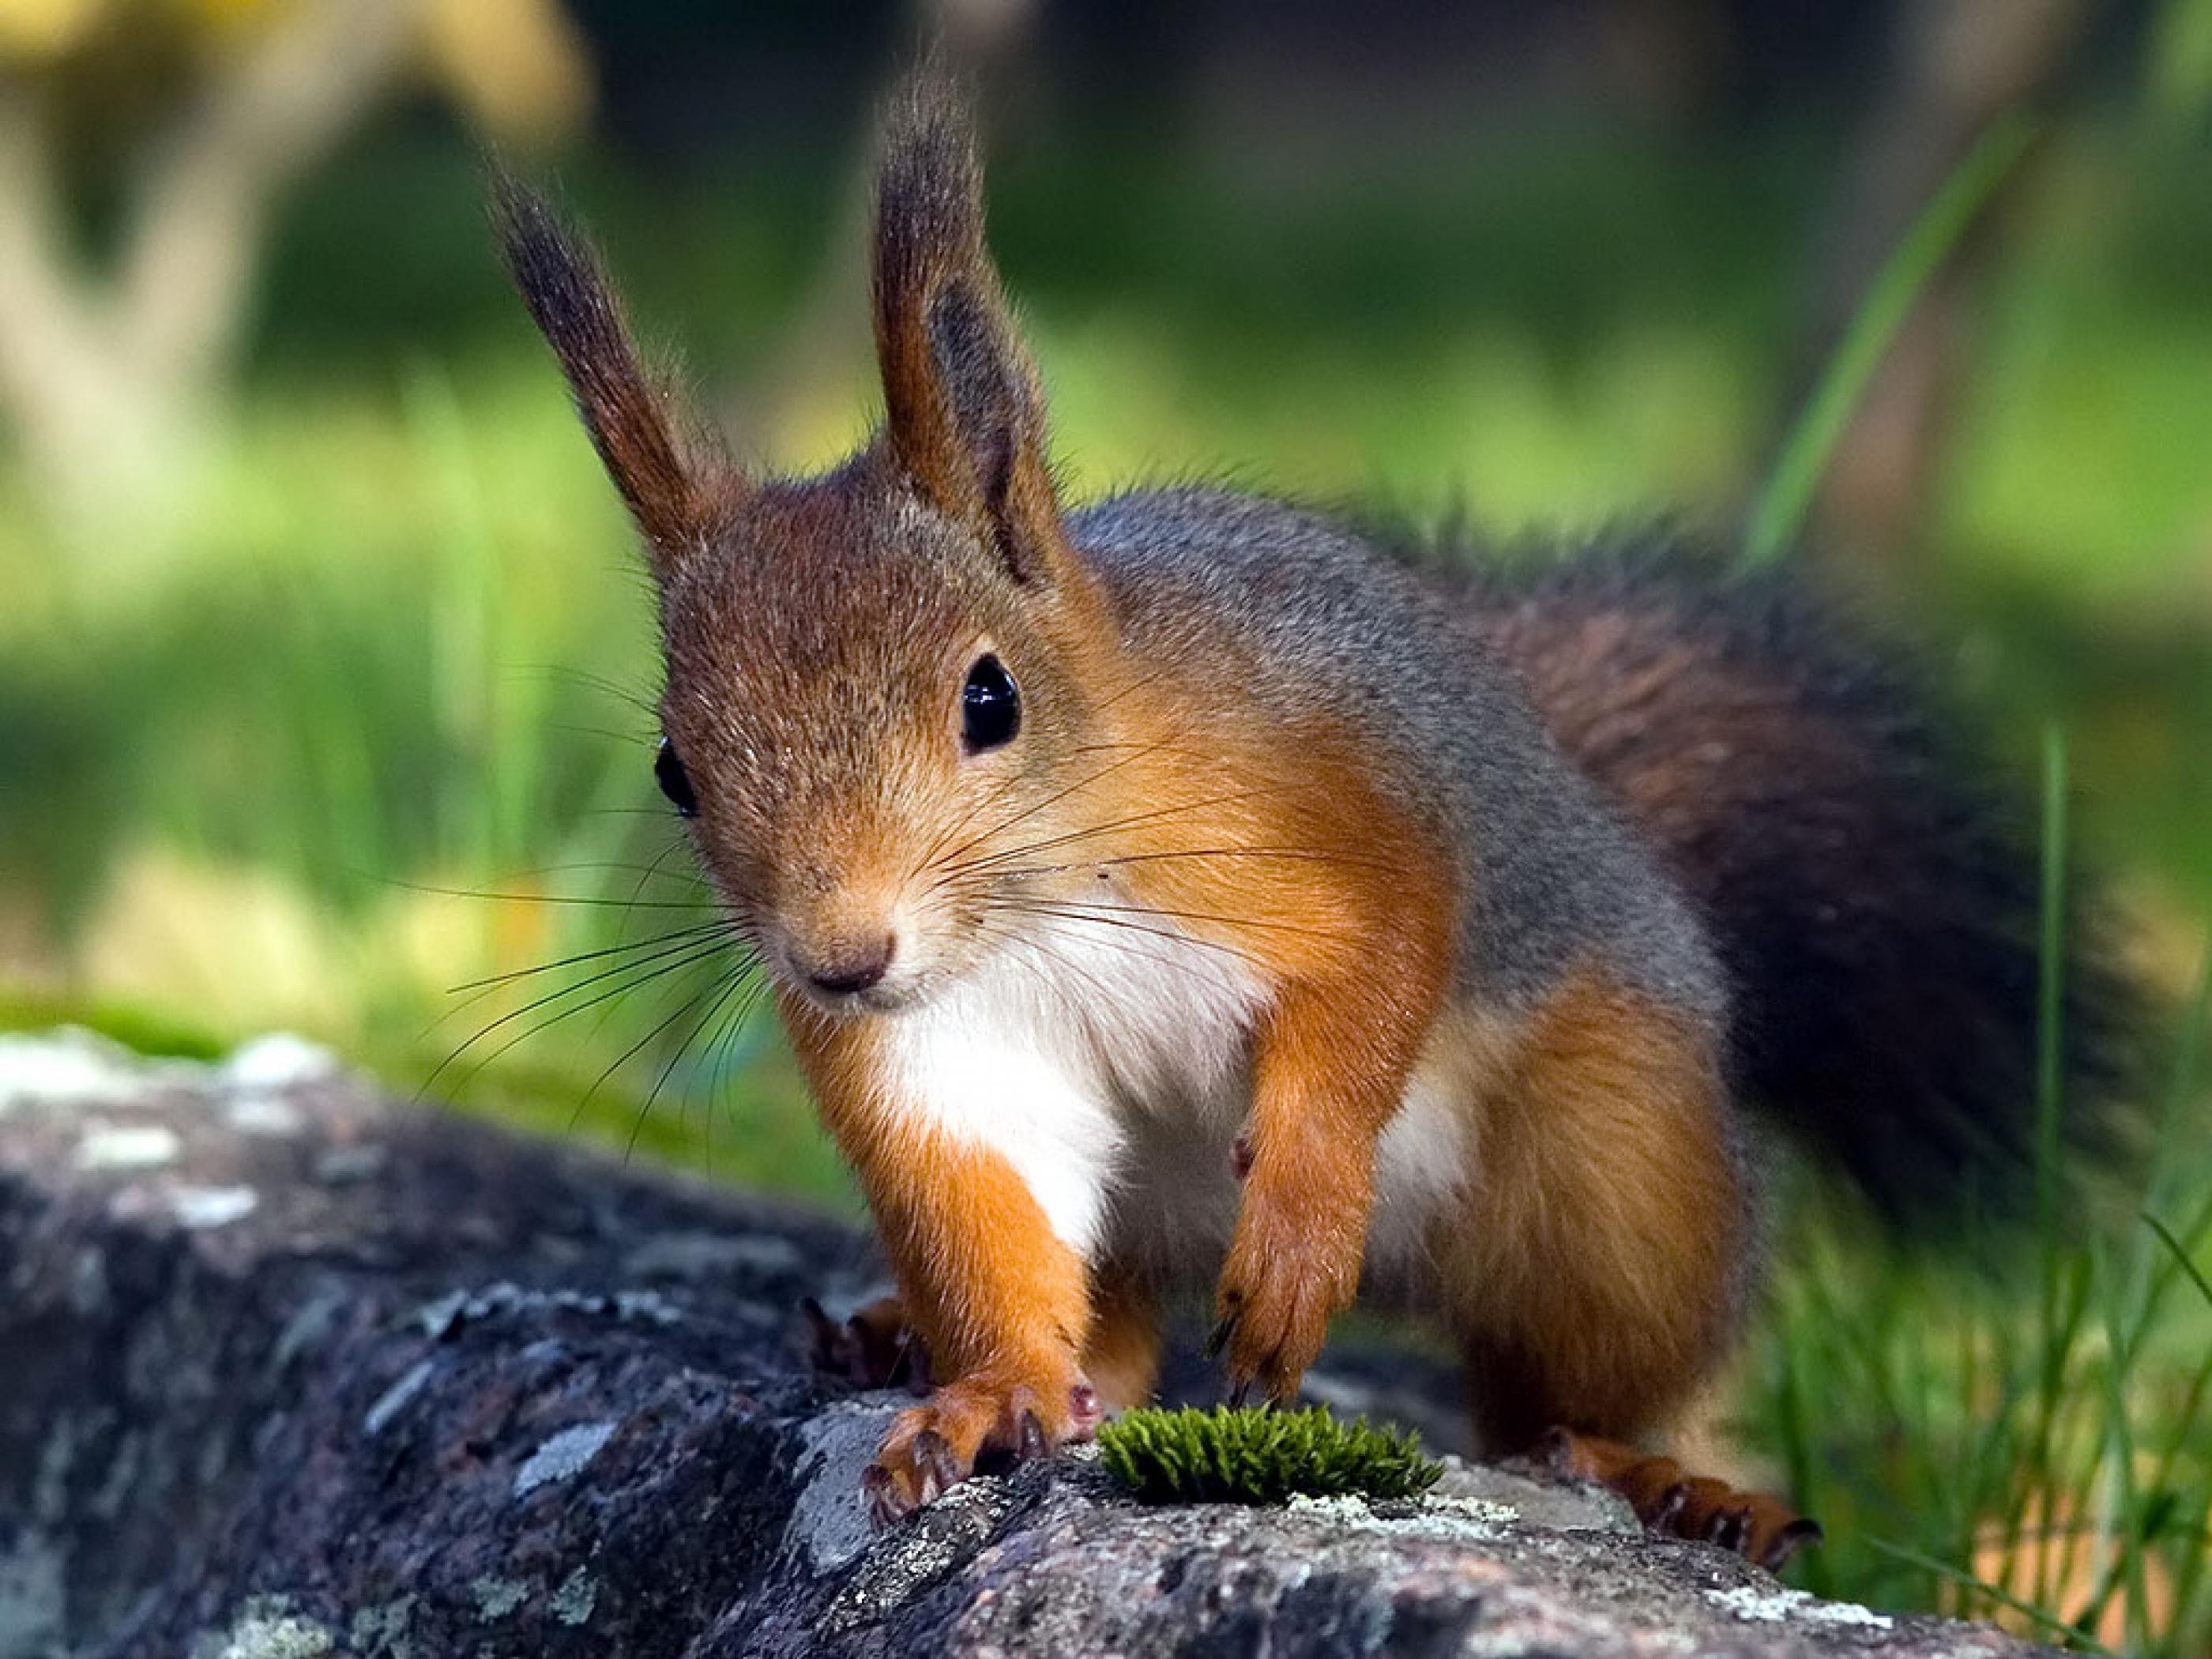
<box><xmin>1444</xmin><ymin>536</ymin><xmax>2137</xmax><ymax>1229</ymax></box>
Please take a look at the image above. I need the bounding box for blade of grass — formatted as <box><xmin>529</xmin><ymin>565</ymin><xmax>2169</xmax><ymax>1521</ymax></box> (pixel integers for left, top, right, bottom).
<box><xmin>1865</xmin><ymin>1537</ymin><xmax>2117</xmax><ymax>1654</ymax></box>
<box><xmin>1743</xmin><ymin>114</ymin><xmax>2037</xmax><ymax>567</ymax></box>
<box><xmin>2070</xmin><ymin>943</ymin><xmax>2212</xmax><ymax>1650</ymax></box>
<box><xmin>404</xmin><ymin>360</ymin><xmax>503</xmax><ymax>871</ymax></box>
<box><xmin>1772</xmin><ymin>1324</ymin><xmax>1825</xmax><ymax>1594</ymax></box>
<box><xmin>2095</xmin><ymin>1250</ymin><xmax>2154</xmax><ymax>1651</ymax></box>
<box><xmin>2142</xmin><ymin>1213</ymin><xmax>2212</xmax><ymax>1311</ymax></box>
<box><xmin>2036</xmin><ymin>724</ymin><xmax>2068</xmax><ymax>1281</ymax></box>
<box><xmin>2023</xmin><ymin>722</ymin><xmax>2071</xmax><ymax>1617</ymax></box>
<box><xmin>2134</xmin><ymin>948</ymin><xmax>2212</xmax><ymax>1337</ymax></box>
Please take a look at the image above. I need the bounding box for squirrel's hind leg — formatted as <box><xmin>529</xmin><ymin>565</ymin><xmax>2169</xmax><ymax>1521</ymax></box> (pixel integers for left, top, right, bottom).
<box><xmin>1083</xmin><ymin>1261</ymin><xmax>1167</xmax><ymax>1412</ymax></box>
<box><xmin>1442</xmin><ymin>966</ymin><xmax>1815</xmax><ymax>1567</ymax></box>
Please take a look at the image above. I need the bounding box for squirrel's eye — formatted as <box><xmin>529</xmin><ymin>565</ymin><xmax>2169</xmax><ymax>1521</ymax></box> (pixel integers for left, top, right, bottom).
<box><xmin>655</xmin><ymin>736</ymin><xmax>698</xmax><ymax>818</ymax></box>
<box><xmin>961</xmin><ymin>654</ymin><xmax>1021</xmax><ymax>752</ymax></box>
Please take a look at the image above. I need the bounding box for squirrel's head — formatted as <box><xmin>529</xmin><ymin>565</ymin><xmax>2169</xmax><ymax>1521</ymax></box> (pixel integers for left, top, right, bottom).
<box><xmin>498</xmin><ymin>80</ymin><xmax>1135</xmax><ymax>1016</ymax></box>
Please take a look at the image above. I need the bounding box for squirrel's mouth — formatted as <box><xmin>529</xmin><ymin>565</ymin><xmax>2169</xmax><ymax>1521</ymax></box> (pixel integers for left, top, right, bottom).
<box><xmin>789</xmin><ymin>974</ymin><xmax>927</xmax><ymax>1018</ymax></box>
<box><xmin>772</xmin><ymin>930</ymin><xmax>935</xmax><ymax>1019</ymax></box>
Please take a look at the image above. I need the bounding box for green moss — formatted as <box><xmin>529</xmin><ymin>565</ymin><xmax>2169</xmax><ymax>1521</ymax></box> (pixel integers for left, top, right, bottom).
<box><xmin>1097</xmin><ymin>1405</ymin><xmax>1443</xmax><ymax>1507</ymax></box>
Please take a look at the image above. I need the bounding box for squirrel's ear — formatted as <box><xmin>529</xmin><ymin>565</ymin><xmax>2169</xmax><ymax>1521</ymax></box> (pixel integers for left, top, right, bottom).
<box><xmin>491</xmin><ymin>172</ymin><xmax>731</xmax><ymax>581</ymax></box>
<box><xmin>871</xmin><ymin>79</ymin><xmax>1063</xmax><ymax>582</ymax></box>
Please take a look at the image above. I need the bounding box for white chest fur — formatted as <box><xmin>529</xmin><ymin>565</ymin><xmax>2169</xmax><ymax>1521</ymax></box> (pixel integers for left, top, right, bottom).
<box><xmin>876</xmin><ymin>909</ymin><xmax>1266</xmax><ymax>1256</ymax></box>
<box><xmin>874</xmin><ymin>908</ymin><xmax>1471</xmax><ymax>1292</ymax></box>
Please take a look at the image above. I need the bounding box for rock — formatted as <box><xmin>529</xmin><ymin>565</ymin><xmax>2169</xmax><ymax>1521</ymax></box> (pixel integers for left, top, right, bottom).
<box><xmin>0</xmin><ymin>1029</ymin><xmax>2048</xmax><ymax>1658</ymax></box>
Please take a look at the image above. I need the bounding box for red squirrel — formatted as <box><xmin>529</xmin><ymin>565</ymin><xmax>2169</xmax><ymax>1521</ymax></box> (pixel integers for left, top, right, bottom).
<box><xmin>495</xmin><ymin>78</ymin><xmax>2129</xmax><ymax>1566</ymax></box>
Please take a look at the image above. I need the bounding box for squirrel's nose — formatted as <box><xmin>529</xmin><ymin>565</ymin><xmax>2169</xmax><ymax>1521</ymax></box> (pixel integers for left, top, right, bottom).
<box><xmin>801</xmin><ymin>933</ymin><xmax>896</xmax><ymax>998</ymax></box>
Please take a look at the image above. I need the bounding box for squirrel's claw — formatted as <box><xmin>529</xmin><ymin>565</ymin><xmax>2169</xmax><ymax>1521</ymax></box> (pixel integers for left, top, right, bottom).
<box><xmin>1211</xmin><ymin>1158</ymin><xmax>1364</xmax><ymax>1405</ymax></box>
<box><xmin>1202</xmin><ymin>1307</ymin><xmax>1237</xmax><ymax>1364</ymax></box>
<box><xmin>864</xmin><ymin>1374</ymin><xmax>1100</xmax><ymax>1526</ymax></box>
<box><xmin>1210</xmin><ymin>1241</ymin><xmax>1344</xmax><ymax>1406</ymax></box>
<box><xmin>1015</xmin><ymin>1407</ymin><xmax>1047</xmax><ymax>1461</ymax></box>
<box><xmin>1531</xmin><ymin>1429</ymin><xmax>1823</xmax><ymax>1573</ymax></box>
<box><xmin>911</xmin><ymin>1428</ymin><xmax>960</xmax><ymax>1499</ymax></box>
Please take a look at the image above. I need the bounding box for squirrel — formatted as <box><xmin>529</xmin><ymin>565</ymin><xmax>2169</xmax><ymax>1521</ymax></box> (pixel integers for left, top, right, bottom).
<box><xmin>494</xmin><ymin>77</ymin><xmax>2131</xmax><ymax>1565</ymax></box>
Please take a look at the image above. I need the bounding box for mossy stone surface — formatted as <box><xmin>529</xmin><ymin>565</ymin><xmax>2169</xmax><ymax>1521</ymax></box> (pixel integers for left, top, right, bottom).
<box><xmin>1099</xmin><ymin>1405</ymin><xmax>1443</xmax><ymax>1506</ymax></box>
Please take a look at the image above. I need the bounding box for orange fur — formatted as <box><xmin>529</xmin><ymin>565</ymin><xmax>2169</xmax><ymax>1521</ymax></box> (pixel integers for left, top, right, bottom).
<box><xmin>512</xmin><ymin>81</ymin><xmax>1841</xmax><ymax>1556</ymax></box>
<box><xmin>1067</xmin><ymin>708</ymin><xmax>1458</xmax><ymax>1402</ymax></box>
<box><xmin>1082</xmin><ymin>1262</ymin><xmax>1165</xmax><ymax>1413</ymax></box>
<box><xmin>1439</xmin><ymin>968</ymin><xmax>1744</xmax><ymax>1449</ymax></box>
<box><xmin>787</xmin><ymin>676</ymin><xmax>1461</xmax><ymax>1443</ymax></box>
<box><xmin>784</xmin><ymin>992</ymin><xmax>1095</xmax><ymax>1510</ymax></box>
<box><xmin>813</xmin><ymin>1267</ymin><xmax>1164</xmax><ymax>1412</ymax></box>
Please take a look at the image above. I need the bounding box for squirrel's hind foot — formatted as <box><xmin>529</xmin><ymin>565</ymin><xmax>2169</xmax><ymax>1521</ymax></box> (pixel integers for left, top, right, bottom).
<box><xmin>1533</xmin><ymin>1428</ymin><xmax>1822</xmax><ymax>1572</ymax></box>
<box><xmin>803</xmin><ymin>1294</ymin><xmax>931</xmax><ymax>1394</ymax></box>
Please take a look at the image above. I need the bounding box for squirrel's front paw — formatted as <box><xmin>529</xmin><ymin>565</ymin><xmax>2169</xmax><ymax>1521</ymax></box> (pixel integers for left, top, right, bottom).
<box><xmin>1209</xmin><ymin>1197</ymin><xmax>1360</xmax><ymax>1403</ymax></box>
<box><xmin>863</xmin><ymin>1374</ymin><xmax>1102</xmax><ymax>1525</ymax></box>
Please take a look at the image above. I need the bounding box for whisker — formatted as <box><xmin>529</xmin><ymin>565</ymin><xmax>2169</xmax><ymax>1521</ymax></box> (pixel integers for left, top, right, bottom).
<box><xmin>948</xmin><ymin>784</ymin><xmax>1309</xmax><ymax>876</ymax></box>
<box><xmin>491</xmin><ymin>856</ymin><xmax>705</xmax><ymax>887</ymax></box>
<box><xmin>908</xmin><ymin>739</ymin><xmax>1136</xmax><ymax>882</ymax></box>
<box><xmin>968</xmin><ymin>915</ymin><xmax>1129</xmax><ymax>1011</ymax></box>
<box><xmin>908</xmin><ymin>769</ymin><xmax>1026</xmax><ymax>884</ymax></box>
<box><xmin>690</xmin><ymin>967</ymin><xmax>776</xmax><ymax>1179</ymax></box>
<box><xmin>434</xmin><ymin>950</ymin><xmax>730</xmax><ymax>1109</ymax></box>
<box><xmin>570</xmin><ymin>956</ymin><xmax>758</xmax><ymax>1141</ymax></box>
<box><xmin>524</xmin><ymin>664</ymin><xmax>662</xmax><ymax>719</ymax></box>
<box><xmin>388</xmin><ymin>878</ymin><xmax>717</xmax><ymax>912</ymax></box>
<box><xmin>903</xmin><ymin>736</ymin><xmax>1138</xmax><ymax>877</ymax></box>
<box><xmin>990</xmin><ymin>898</ymin><xmax>1277</xmax><ymax>977</ymax></box>
<box><xmin>930</xmin><ymin>728</ymin><xmax>1280</xmax><ymax>877</ymax></box>
<box><xmin>423</xmin><ymin>935</ymin><xmax>732</xmax><ymax>1097</ymax></box>
<box><xmin>978</xmin><ymin>906</ymin><xmax>1274</xmax><ymax>999</ymax></box>
<box><xmin>1047</xmin><ymin>895</ymin><xmax>1363</xmax><ymax>946</ymax></box>
<box><xmin>629</xmin><ymin>962</ymin><xmax>753</xmax><ymax>1163</ymax></box>
<box><xmin>457</xmin><ymin>940</ymin><xmax>737</xmax><ymax>1091</ymax></box>
<box><xmin>1004</xmin><ymin>845</ymin><xmax>1408</xmax><ymax>878</ymax></box>
<box><xmin>553</xmin><ymin>723</ymin><xmax>660</xmax><ymax>745</ymax></box>
<box><xmin>441</xmin><ymin>923</ymin><xmax>727</xmax><ymax>997</ymax></box>
<box><xmin>930</xmin><ymin>737</ymin><xmax>1185</xmax><ymax>874</ymax></box>
<box><xmin>616</xmin><ymin>837</ymin><xmax>703</xmax><ymax>944</ymax></box>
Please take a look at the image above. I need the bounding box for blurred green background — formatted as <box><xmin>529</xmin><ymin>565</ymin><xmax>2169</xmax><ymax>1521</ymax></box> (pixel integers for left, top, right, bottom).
<box><xmin>1</xmin><ymin>0</ymin><xmax>2209</xmax><ymax>1648</ymax></box>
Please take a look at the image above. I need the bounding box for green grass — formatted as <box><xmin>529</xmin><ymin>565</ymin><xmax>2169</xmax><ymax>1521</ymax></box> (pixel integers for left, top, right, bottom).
<box><xmin>0</xmin><ymin>103</ymin><xmax>2208</xmax><ymax>1654</ymax></box>
<box><xmin>1751</xmin><ymin>743</ymin><xmax>2212</xmax><ymax>1652</ymax></box>
<box><xmin>1753</xmin><ymin>1144</ymin><xmax>2212</xmax><ymax>1652</ymax></box>
<box><xmin>1099</xmin><ymin>1406</ymin><xmax>1443</xmax><ymax>1507</ymax></box>
<box><xmin>0</xmin><ymin>988</ymin><xmax>228</xmax><ymax>1062</ymax></box>
<box><xmin>1744</xmin><ymin>115</ymin><xmax>2037</xmax><ymax>567</ymax></box>
<box><xmin>1736</xmin><ymin>126</ymin><xmax>2212</xmax><ymax>1653</ymax></box>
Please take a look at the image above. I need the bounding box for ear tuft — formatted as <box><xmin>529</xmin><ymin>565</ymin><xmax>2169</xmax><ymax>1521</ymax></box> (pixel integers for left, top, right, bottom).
<box><xmin>872</xmin><ymin>74</ymin><xmax>991</xmax><ymax>292</ymax></box>
<box><xmin>871</xmin><ymin>76</ymin><xmax>1062</xmax><ymax>581</ymax></box>
<box><xmin>490</xmin><ymin>168</ymin><xmax>722</xmax><ymax>577</ymax></box>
